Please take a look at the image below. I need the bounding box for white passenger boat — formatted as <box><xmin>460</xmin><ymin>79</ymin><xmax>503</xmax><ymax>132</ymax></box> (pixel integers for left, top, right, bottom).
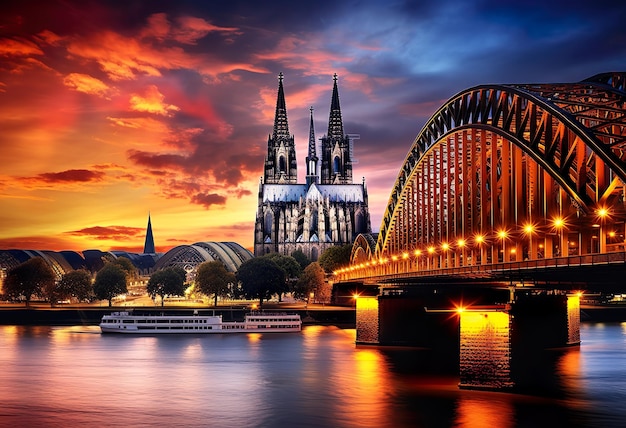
<box><xmin>99</xmin><ymin>311</ymin><xmax>302</xmax><ymax>334</ymax></box>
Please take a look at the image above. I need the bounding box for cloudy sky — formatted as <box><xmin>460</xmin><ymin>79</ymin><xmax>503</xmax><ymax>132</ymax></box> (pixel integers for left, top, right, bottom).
<box><xmin>1</xmin><ymin>0</ymin><xmax>624</xmax><ymax>253</ymax></box>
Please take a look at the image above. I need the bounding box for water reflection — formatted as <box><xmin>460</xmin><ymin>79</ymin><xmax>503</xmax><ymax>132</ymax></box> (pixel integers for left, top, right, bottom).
<box><xmin>455</xmin><ymin>395</ymin><xmax>514</xmax><ymax>428</ymax></box>
<box><xmin>0</xmin><ymin>324</ymin><xmax>624</xmax><ymax>427</ymax></box>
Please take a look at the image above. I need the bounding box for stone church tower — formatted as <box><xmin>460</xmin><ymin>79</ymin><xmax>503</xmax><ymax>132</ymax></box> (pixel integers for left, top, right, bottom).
<box><xmin>254</xmin><ymin>74</ymin><xmax>371</xmax><ymax>261</ymax></box>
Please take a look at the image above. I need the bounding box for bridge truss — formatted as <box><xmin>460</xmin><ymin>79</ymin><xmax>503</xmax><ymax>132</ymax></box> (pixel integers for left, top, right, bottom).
<box><xmin>344</xmin><ymin>72</ymin><xmax>626</xmax><ymax>281</ymax></box>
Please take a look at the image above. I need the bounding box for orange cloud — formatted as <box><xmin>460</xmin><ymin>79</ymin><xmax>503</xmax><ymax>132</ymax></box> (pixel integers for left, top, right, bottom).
<box><xmin>141</xmin><ymin>13</ymin><xmax>240</xmax><ymax>45</ymax></box>
<box><xmin>37</xmin><ymin>169</ymin><xmax>106</xmax><ymax>183</ymax></box>
<box><xmin>10</xmin><ymin>169</ymin><xmax>107</xmax><ymax>191</ymax></box>
<box><xmin>190</xmin><ymin>192</ymin><xmax>227</xmax><ymax>208</ymax></box>
<box><xmin>0</xmin><ymin>37</ymin><xmax>43</xmax><ymax>57</ymax></box>
<box><xmin>129</xmin><ymin>85</ymin><xmax>180</xmax><ymax>116</ymax></box>
<box><xmin>66</xmin><ymin>225</ymin><xmax>144</xmax><ymax>241</ymax></box>
<box><xmin>63</xmin><ymin>73</ymin><xmax>114</xmax><ymax>98</ymax></box>
<box><xmin>61</xmin><ymin>14</ymin><xmax>259</xmax><ymax>83</ymax></box>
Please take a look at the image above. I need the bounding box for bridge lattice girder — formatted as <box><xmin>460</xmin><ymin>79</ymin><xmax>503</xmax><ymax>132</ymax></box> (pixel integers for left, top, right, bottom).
<box><xmin>376</xmin><ymin>72</ymin><xmax>626</xmax><ymax>258</ymax></box>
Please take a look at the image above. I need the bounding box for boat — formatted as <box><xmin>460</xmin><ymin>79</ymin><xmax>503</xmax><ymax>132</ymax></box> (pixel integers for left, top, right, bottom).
<box><xmin>99</xmin><ymin>310</ymin><xmax>302</xmax><ymax>334</ymax></box>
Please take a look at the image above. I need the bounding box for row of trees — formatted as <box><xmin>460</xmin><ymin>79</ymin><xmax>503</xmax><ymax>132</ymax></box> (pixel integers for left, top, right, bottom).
<box><xmin>2</xmin><ymin>257</ymin><xmax>137</xmax><ymax>306</ymax></box>
<box><xmin>1</xmin><ymin>244</ymin><xmax>353</xmax><ymax>307</ymax></box>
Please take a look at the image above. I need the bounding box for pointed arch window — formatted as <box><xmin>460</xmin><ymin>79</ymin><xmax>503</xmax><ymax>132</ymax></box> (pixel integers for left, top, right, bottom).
<box><xmin>279</xmin><ymin>156</ymin><xmax>286</xmax><ymax>172</ymax></box>
<box><xmin>264</xmin><ymin>211</ymin><xmax>273</xmax><ymax>237</ymax></box>
<box><xmin>355</xmin><ymin>210</ymin><xmax>366</xmax><ymax>233</ymax></box>
<box><xmin>333</xmin><ymin>156</ymin><xmax>341</xmax><ymax>174</ymax></box>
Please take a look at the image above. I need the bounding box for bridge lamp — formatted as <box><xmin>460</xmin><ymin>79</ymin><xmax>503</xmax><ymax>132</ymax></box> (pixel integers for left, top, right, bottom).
<box><xmin>427</xmin><ymin>246</ymin><xmax>435</xmax><ymax>254</ymax></box>
<box><xmin>441</xmin><ymin>242</ymin><xmax>450</xmax><ymax>251</ymax></box>
<box><xmin>391</xmin><ymin>255</ymin><xmax>398</xmax><ymax>262</ymax></box>
<box><xmin>553</xmin><ymin>217</ymin><xmax>565</xmax><ymax>229</ymax></box>
<box><xmin>457</xmin><ymin>239</ymin><xmax>466</xmax><ymax>247</ymax></box>
<box><xmin>596</xmin><ymin>207</ymin><xmax>609</xmax><ymax>219</ymax></box>
<box><xmin>402</xmin><ymin>252</ymin><xmax>409</xmax><ymax>260</ymax></box>
<box><xmin>523</xmin><ymin>223</ymin><xmax>535</xmax><ymax>235</ymax></box>
<box><xmin>474</xmin><ymin>234</ymin><xmax>485</xmax><ymax>245</ymax></box>
<box><xmin>497</xmin><ymin>230</ymin><xmax>508</xmax><ymax>261</ymax></box>
<box><xmin>596</xmin><ymin>207</ymin><xmax>610</xmax><ymax>253</ymax></box>
<box><xmin>552</xmin><ymin>217</ymin><xmax>566</xmax><ymax>256</ymax></box>
<box><xmin>523</xmin><ymin>223</ymin><xmax>535</xmax><ymax>259</ymax></box>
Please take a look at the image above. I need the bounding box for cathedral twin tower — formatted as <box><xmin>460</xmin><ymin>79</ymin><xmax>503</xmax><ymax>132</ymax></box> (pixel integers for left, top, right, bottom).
<box><xmin>254</xmin><ymin>74</ymin><xmax>371</xmax><ymax>261</ymax></box>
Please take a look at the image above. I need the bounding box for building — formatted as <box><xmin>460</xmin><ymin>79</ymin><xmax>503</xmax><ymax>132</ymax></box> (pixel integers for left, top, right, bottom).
<box><xmin>0</xmin><ymin>214</ymin><xmax>252</xmax><ymax>284</ymax></box>
<box><xmin>254</xmin><ymin>74</ymin><xmax>371</xmax><ymax>260</ymax></box>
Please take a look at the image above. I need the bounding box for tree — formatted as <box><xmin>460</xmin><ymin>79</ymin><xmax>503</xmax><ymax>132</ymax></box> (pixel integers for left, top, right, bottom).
<box><xmin>146</xmin><ymin>268</ymin><xmax>186</xmax><ymax>306</ymax></box>
<box><xmin>112</xmin><ymin>257</ymin><xmax>138</xmax><ymax>282</ymax></box>
<box><xmin>236</xmin><ymin>257</ymin><xmax>284</xmax><ymax>306</ymax></box>
<box><xmin>3</xmin><ymin>258</ymin><xmax>56</xmax><ymax>306</ymax></box>
<box><xmin>195</xmin><ymin>261</ymin><xmax>236</xmax><ymax>306</ymax></box>
<box><xmin>263</xmin><ymin>254</ymin><xmax>302</xmax><ymax>301</ymax></box>
<box><xmin>315</xmin><ymin>275</ymin><xmax>333</xmax><ymax>305</ymax></box>
<box><xmin>57</xmin><ymin>269</ymin><xmax>94</xmax><ymax>303</ymax></box>
<box><xmin>94</xmin><ymin>263</ymin><xmax>128</xmax><ymax>306</ymax></box>
<box><xmin>291</xmin><ymin>249</ymin><xmax>311</xmax><ymax>271</ymax></box>
<box><xmin>318</xmin><ymin>244</ymin><xmax>353</xmax><ymax>274</ymax></box>
<box><xmin>293</xmin><ymin>262</ymin><xmax>325</xmax><ymax>301</ymax></box>
<box><xmin>170</xmin><ymin>266</ymin><xmax>188</xmax><ymax>285</ymax></box>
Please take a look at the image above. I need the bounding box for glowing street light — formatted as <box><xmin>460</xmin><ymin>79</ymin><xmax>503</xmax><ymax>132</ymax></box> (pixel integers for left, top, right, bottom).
<box><xmin>523</xmin><ymin>223</ymin><xmax>535</xmax><ymax>260</ymax></box>
<box><xmin>553</xmin><ymin>217</ymin><xmax>566</xmax><ymax>256</ymax></box>
<box><xmin>456</xmin><ymin>238</ymin><xmax>467</xmax><ymax>266</ymax></box>
<box><xmin>474</xmin><ymin>234</ymin><xmax>485</xmax><ymax>265</ymax></box>
<box><xmin>497</xmin><ymin>229</ymin><xmax>508</xmax><ymax>262</ymax></box>
<box><xmin>596</xmin><ymin>207</ymin><xmax>610</xmax><ymax>253</ymax></box>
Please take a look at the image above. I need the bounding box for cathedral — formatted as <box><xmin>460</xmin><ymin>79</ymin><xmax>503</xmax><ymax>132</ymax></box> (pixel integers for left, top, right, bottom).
<box><xmin>254</xmin><ymin>74</ymin><xmax>371</xmax><ymax>261</ymax></box>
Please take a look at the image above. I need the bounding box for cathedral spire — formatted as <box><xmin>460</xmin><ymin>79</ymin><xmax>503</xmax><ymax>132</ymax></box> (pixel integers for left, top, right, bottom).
<box><xmin>272</xmin><ymin>72</ymin><xmax>290</xmax><ymax>141</ymax></box>
<box><xmin>306</xmin><ymin>106</ymin><xmax>319</xmax><ymax>186</ymax></box>
<box><xmin>143</xmin><ymin>213</ymin><xmax>155</xmax><ymax>254</ymax></box>
<box><xmin>264</xmin><ymin>72</ymin><xmax>297</xmax><ymax>184</ymax></box>
<box><xmin>327</xmin><ymin>73</ymin><xmax>344</xmax><ymax>140</ymax></box>
<box><xmin>320</xmin><ymin>74</ymin><xmax>352</xmax><ymax>184</ymax></box>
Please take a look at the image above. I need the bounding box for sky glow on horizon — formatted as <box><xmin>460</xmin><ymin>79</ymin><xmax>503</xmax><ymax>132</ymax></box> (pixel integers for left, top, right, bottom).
<box><xmin>1</xmin><ymin>0</ymin><xmax>624</xmax><ymax>253</ymax></box>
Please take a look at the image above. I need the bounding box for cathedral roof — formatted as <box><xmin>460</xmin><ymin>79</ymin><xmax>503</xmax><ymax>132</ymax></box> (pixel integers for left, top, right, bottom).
<box><xmin>262</xmin><ymin>183</ymin><xmax>366</xmax><ymax>203</ymax></box>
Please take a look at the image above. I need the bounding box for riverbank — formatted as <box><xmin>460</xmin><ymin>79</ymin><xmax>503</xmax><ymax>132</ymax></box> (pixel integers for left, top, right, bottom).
<box><xmin>581</xmin><ymin>304</ymin><xmax>626</xmax><ymax>322</ymax></box>
<box><xmin>0</xmin><ymin>305</ymin><xmax>356</xmax><ymax>327</ymax></box>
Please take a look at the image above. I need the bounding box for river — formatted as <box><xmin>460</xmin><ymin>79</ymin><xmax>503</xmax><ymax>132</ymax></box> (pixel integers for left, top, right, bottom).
<box><xmin>0</xmin><ymin>322</ymin><xmax>625</xmax><ymax>428</ymax></box>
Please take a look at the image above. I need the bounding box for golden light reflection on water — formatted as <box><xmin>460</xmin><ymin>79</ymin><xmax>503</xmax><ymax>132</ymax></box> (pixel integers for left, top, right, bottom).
<box><xmin>455</xmin><ymin>395</ymin><xmax>514</xmax><ymax>428</ymax></box>
<box><xmin>459</xmin><ymin>311</ymin><xmax>512</xmax><ymax>389</ymax></box>
<box><xmin>348</xmin><ymin>347</ymin><xmax>390</xmax><ymax>427</ymax></box>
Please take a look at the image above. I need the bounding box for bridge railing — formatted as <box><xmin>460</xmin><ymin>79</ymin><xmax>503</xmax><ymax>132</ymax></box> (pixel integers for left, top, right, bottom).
<box><xmin>334</xmin><ymin>251</ymin><xmax>626</xmax><ymax>283</ymax></box>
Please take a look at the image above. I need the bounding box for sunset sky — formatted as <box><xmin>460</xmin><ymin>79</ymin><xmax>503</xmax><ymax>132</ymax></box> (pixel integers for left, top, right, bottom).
<box><xmin>1</xmin><ymin>0</ymin><xmax>624</xmax><ymax>254</ymax></box>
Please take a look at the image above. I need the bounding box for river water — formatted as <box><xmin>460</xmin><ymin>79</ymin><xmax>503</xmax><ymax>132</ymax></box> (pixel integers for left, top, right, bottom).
<box><xmin>0</xmin><ymin>322</ymin><xmax>625</xmax><ymax>428</ymax></box>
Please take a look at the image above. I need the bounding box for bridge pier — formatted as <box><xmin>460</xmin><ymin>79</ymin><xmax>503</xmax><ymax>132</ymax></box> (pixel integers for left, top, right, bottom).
<box><xmin>355</xmin><ymin>286</ymin><xmax>581</xmax><ymax>391</ymax></box>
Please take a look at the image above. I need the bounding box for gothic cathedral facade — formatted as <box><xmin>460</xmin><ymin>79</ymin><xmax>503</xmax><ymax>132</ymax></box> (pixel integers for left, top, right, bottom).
<box><xmin>254</xmin><ymin>74</ymin><xmax>371</xmax><ymax>261</ymax></box>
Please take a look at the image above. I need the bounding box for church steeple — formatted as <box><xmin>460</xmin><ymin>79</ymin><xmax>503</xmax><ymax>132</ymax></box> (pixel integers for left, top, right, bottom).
<box><xmin>272</xmin><ymin>72</ymin><xmax>290</xmax><ymax>141</ymax></box>
<box><xmin>264</xmin><ymin>72</ymin><xmax>297</xmax><ymax>184</ymax></box>
<box><xmin>305</xmin><ymin>106</ymin><xmax>319</xmax><ymax>186</ymax></box>
<box><xmin>143</xmin><ymin>213</ymin><xmax>155</xmax><ymax>254</ymax></box>
<box><xmin>327</xmin><ymin>73</ymin><xmax>345</xmax><ymax>140</ymax></box>
<box><xmin>320</xmin><ymin>74</ymin><xmax>352</xmax><ymax>184</ymax></box>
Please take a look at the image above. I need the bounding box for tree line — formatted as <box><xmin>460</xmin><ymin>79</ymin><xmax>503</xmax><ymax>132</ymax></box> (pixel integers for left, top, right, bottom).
<box><xmin>0</xmin><ymin>245</ymin><xmax>352</xmax><ymax>307</ymax></box>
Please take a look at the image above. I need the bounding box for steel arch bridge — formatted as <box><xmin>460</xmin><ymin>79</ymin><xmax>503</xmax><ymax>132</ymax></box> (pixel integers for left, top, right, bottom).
<box><xmin>340</xmin><ymin>72</ymin><xmax>626</xmax><ymax>284</ymax></box>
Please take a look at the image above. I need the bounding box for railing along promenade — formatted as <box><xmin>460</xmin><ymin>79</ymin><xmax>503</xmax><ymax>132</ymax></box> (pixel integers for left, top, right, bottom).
<box><xmin>335</xmin><ymin>251</ymin><xmax>626</xmax><ymax>286</ymax></box>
